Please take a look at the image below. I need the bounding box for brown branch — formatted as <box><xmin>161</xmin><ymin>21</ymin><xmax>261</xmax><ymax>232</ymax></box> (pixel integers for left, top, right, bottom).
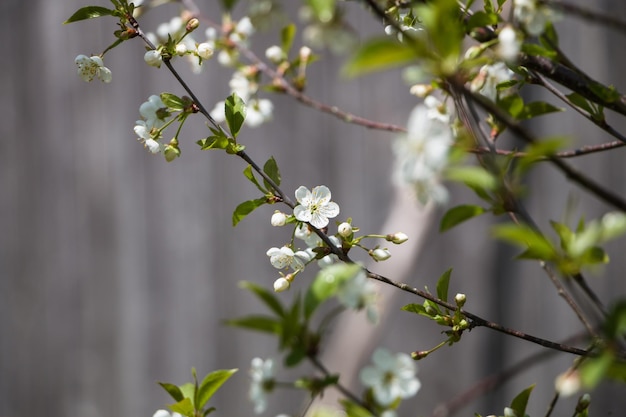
<box><xmin>365</xmin><ymin>270</ymin><xmax>591</xmax><ymax>357</ymax></box>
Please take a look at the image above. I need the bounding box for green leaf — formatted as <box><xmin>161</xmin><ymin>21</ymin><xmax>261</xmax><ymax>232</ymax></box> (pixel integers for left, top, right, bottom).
<box><xmin>436</xmin><ymin>268</ymin><xmax>452</xmax><ymax>303</ymax></box>
<box><xmin>243</xmin><ymin>165</ymin><xmax>266</xmax><ymax>193</ymax></box>
<box><xmin>492</xmin><ymin>224</ymin><xmax>556</xmax><ymax>260</ymax></box>
<box><xmin>339</xmin><ymin>399</ymin><xmax>375</xmax><ymax>417</ymax></box>
<box><xmin>225</xmin><ymin>315</ymin><xmax>282</xmax><ymax>334</ymax></box>
<box><xmin>401</xmin><ymin>303</ymin><xmax>432</xmax><ymax>318</ymax></box>
<box><xmin>343</xmin><ymin>37</ymin><xmax>419</xmax><ymax>77</ymax></box>
<box><xmin>509</xmin><ymin>384</ymin><xmax>535</xmax><ymax>417</ymax></box>
<box><xmin>196</xmin><ymin>369</ymin><xmax>238</xmax><ymax>410</ymax></box>
<box><xmin>466</xmin><ymin>11</ymin><xmax>498</xmax><ymax>31</ymax></box>
<box><xmin>169</xmin><ymin>397</ymin><xmax>195</xmax><ymax>417</ymax></box>
<box><xmin>566</xmin><ymin>92</ymin><xmax>596</xmax><ymax>114</ymax></box>
<box><xmin>305</xmin><ymin>263</ymin><xmax>362</xmax><ymax>319</ymax></box>
<box><xmin>483</xmin><ymin>0</ymin><xmax>494</xmax><ymax>13</ymax></box>
<box><xmin>232</xmin><ymin>197</ymin><xmax>267</xmax><ymax>226</ymax></box>
<box><xmin>445</xmin><ymin>166</ymin><xmax>497</xmax><ymax>191</ymax></box>
<box><xmin>518</xmin><ymin>101</ymin><xmax>563</xmax><ymax>120</ymax></box>
<box><xmin>521</xmin><ymin>43</ymin><xmax>558</xmax><ymax>59</ymax></box>
<box><xmin>307</xmin><ymin>0</ymin><xmax>335</xmax><ymax>22</ymax></box>
<box><xmin>285</xmin><ymin>347</ymin><xmax>307</xmax><ymax>367</ymax></box>
<box><xmin>158</xmin><ymin>382</ymin><xmax>185</xmax><ymax>402</ymax></box>
<box><xmin>581</xmin><ymin>351</ymin><xmax>614</xmax><ymax>388</ymax></box>
<box><xmin>499</xmin><ymin>94</ymin><xmax>525</xmax><ymax>118</ymax></box>
<box><xmin>281</xmin><ymin>24</ymin><xmax>297</xmax><ymax>53</ymax></box>
<box><xmin>197</xmin><ymin>135</ymin><xmax>230</xmax><ymax>150</ymax></box>
<box><xmin>225</xmin><ymin>93</ymin><xmax>246</xmax><ymax>138</ymax></box>
<box><xmin>440</xmin><ymin>205</ymin><xmax>486</xmax><ymax>232</ymax></box>
<box><xmin>161</xmin><ymin>92</ymin><xmax>186</xmax><ymax>112</ymax></box>
<box><xmin>262</xmin><ymin>156</ymin><xmax>281</xmax><ymax>189</ymax></box>
<box><xmin>64</xmin><ymin>6</ymin><xmax>116</xmax><ymax>24</ymax></box>
<box><xmin>239</xmin><ymin>281</ymin><xmax>285</xmax><ymax>317</ymax></box>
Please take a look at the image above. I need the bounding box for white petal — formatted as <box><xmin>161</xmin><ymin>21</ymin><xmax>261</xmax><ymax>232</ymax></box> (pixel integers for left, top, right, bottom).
<box><xmin>294</xmin><ymin>186</ymin><xmax>311</xmax><ymax>204</ymax></box>
<box><xmin>293</xmin><ymin>205</ymin><xmax>311</xmax><ymax>223</ymax></box>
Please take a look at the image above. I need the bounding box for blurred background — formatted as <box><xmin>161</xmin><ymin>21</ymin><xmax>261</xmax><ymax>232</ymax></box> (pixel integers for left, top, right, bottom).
<box><xmin>2</xmin><ymin>0</ymin><xmax>626</xmax><ymax>416</ymax></box>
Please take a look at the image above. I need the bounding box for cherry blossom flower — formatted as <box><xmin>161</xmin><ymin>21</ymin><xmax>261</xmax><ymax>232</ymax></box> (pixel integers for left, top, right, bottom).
<box><xmin>497</xmin><ymin>25</ymin><xmax>521</xmax><ymax>62</ymax></box>
<box><xmin>514</xmin><ymin>0</ymin><xmax>555</xmax><ymax>36</ymax></box>
<box><xmin>393</xmin><ymin>104</ymin><xmax>454</xmax><ymax>205</ymax></box>
<box><xmin>266</xmin><ymin>246</ymin><xmax>305</xmax><ymax>271</ymax></box>
<box><xmin>75</xmin><ymin>55</ymin><xmax>112</xmax><ymax>83</ymax></box>
<box><xmin>144</xmin><ymin>50</ymin><xmax>163</xmax><ymax>68</ymax></box>
<box><xmin>470</xmin><ymin>62</ymin><xmax>516</xmax><ymax>102</ymax></box>
<box><xmin>337</xmin><ymin>269</ymin><xmax>378</xmax><ymax>323</ymax></box>
<box><xmin>293</xmin><ymin>186</ymin><xmax>340</xmax><ymax>229</ymax></box>
<box><xmin>360</xmin><ymin>348</ymin><xmax>421</xmax><ymax>406</ymax></box>
<box><xmin>249</xmin><ymin>358</ymin><xmax>275</xmax><ymax>414</ymax></box>
<box><xmin>134</xmin><ymin>95</ymin><xmax>168</xmax><ymax>154</ymax></box>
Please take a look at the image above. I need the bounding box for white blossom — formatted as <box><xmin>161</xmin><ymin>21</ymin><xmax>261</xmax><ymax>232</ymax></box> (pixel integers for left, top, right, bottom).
<box><xmin>555</xmin><ymin>370</ymin><xmax>581</xmax><ymax>397</ymax></box>
<box><xmin>249</xmin><ymin>358</ymin><xmax>274</xmax><ymax>414</ymax></box>
<box><xmin>196</xmin><ymin>42</ymin><xmax>213</xmax><ymax>59</ymax></box>
<box><xmin>295</xmin><ymin>224</ymin><xmax>322</xmax><ymax>248</ymax></box>
<box><xmin>470</xmin><ymin>62</ymin><xmax>516</xmax><ymax>102</ymax></box>
<box><xmin>266</xmin><ymin>246</ymin><xmax>305</xmax><ymax>271</ymax></box>
<box><xmin>514</xmin><ymin>0</ymin><xmax>555</xmax><ymax>36</ymax></box>
<box><xmin>393</xmin><ymin>104</ymin><xmax>454</xmax><ymax>205</ymax></box>
<box><xmin>293</xmin><ymin>185</ymin><xmax>340</xmax><ymax>229</ymax></box>
<box><xmin>209</xmin><ymin>101</ymin><xmax>226</xmax><ymax>123</ymax></box>
<box><xmin>75</xmin><ymin>55</ymin><xmax>112</xmax><ymax>83</ymax></box>
<box><xmin>337</xmin><ymin>269</ymin><xmax>378</xmax><ymax>323</ymax></box>
<box><xmin>139</xmin><ymin>95</ymin><xmax>167</xmax><ymax>128</ymax></box>
<box><xmin>273</xmin><ymin>277</ymin><xmax>290</xmax><ymax>292</ymax></box>
<box><xmin>245</xmin><ymin>99</ymin><xmax>273</xmax><ymax>127</ymax></box>
<box><xmin>498</xmin><ymin>25</ymin><xmax>521</xmax><ymax>62</ymax></box>
<box><xmin>360</xmin><ymin>348</ymin><xmax>421</xmax><ymax>406</ymax></box>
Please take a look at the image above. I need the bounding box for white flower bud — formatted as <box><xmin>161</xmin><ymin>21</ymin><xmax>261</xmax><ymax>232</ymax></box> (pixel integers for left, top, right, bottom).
<box><xmin>270</xmin><ymin>211</ymin><xmax>287</xmax><ymax>227</ymax></box>
<box><xmin>388</xmin><ymin>232</ymin><xmax>409</xmax><ymax>244</ymax></box>
<box><xmin>273</xmin><ymin>277</ymin><xmax>290</xmax><ymax>292</ymax></box>
<box><xmin>196</xmin><ymin>42</ymin><xmax>213</xmax><ymax>59</ymax></box>
<box><xmin>454</xmin><ymin>293</ymin><xmax>466</xmax><ymax>307</ymax></box>
<box><xmin>555</xmin><ymin>371</ymin><xmax>581</xmax><ymax>397</ymax></box>
<box><xmin>299</xmin><ymin>46</ymin><xmax>312</xmax><ymax>62</ymax></box>
<box><xmin>370</xmin><ymin>248</ymin><xmax>391</xmax><ymax>262</ymax></box>
<box><xmin>337</xmin><ymin>222</ymin><xmax>352</xmax><ymax>237</ymax></box>
<box><xmin>409</xmin><ymin>84</ymin><xmax>433</xmax><ymax>98</ymax></box>
<box><xmin>265</xmin><ymin>45</ymin><xmax>284</xmax><ymax>63</ymax></box>
<box><xmin>144</xmin><ymin>50</ymin><xmax>163</xmax><ymax>68</ymax></box>
<box><xmin>175</xmin><ymin>43</ymin><xmax>188</xmax><ymax>56</ymax></box>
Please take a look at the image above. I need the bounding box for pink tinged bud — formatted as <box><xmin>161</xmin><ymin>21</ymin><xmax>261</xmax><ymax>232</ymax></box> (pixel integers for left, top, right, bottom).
<box><xmin>186</xmin><ymin>18</ymin><xmax>200</xmax><ymax>32</ymax></box>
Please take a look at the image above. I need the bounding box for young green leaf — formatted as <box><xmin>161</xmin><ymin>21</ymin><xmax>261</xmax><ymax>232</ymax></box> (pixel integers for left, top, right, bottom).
<box><xmin>196</xmin><ymin>369</ymin><xmax>238</xmax><ymax>410</ymax></box>
<box><xmin>263</xmin><ymin>156</ymin><xmax>281</xmax><ymax>189</ymax></box>
<box><xmin>232</xmin><ymin>197</ymin><xmax>267</xmax><ymax>226</ymax></box>
<box><xmin>64</xmin><ymin>6</ymin><xmax>116</xmax><ymax>24</ymax></box>
<box><xmin>158</xmin><ymin>382</ymin><xmax>185</xmax><ymax>402</ymax></box>
<box><xmin>225</xmin><ymin>93</ymin><xmax>246</xmax><ymax>138</ymax></box>
<box><xmin>160</xmin><ymin>92</ymin><xmax>186</xmax><ymax>112</ymax></box>
<box><xmin>224</xmin><ymin>315</ymin><xmax>282</xmax><ymax>334</ymax></box>
<box><xmin>239</xmin><ymin>281</ymin><xmax>285</xmax><ymax>317</ymax></box>
<box><xmin>509</xmin><ymin>384</ymin><xmax>535</xmax><ymax>417</ymax></box>
<box><xmin>307</xmin><ymin>0</ymin><xmax>336</xmax><ymax>22</ymax></box>
<box><xmin>440</xmin><ymin>205</ymin><xmax>486</xmax><ymax>232</ymax></box>
<box><xmin>197</xmin><ymin>135</ymin><xmax>230</xmax><ymax>150</ymax></box>
<box><xmin>343</xmin><ymin>37</ymin><xmax>419</xmax><ymax>77</ymax></box>
<box><xmin>243</xmin><ymin>165</ymin><xmax>267</xmax><ymax>194</ymax></box>
<box><xmin>436</xmin><ymin>268</ymin><xmax>452</xmax><ymax>303</ymax></box>
<box><xmin>492</xmin><ymin>224</ymin><xmax>556</xmax><ymax>260</ymax></box>
<box><xmin>305</xmin><ymin>263</ymin><xmax>362</xmax><ymax>319</ymax></box>
<box><xmin>445</xmin><ymin>166</ymin><xmax>497</xmax><ymax>191</ymax></box>
<box><xmin>281</xmin><ymin>24</ymin><xmax>297</xmax><ymax>53</ymax></box>
<box><xmin>169</xmin><ymin>397</ymin><xmax>195</xmax><ymax>417</ymax></box>
<box><xmin>518</xmin><ymin>101</ymin><xmax>563</xmax><ymax>120</ymax></box>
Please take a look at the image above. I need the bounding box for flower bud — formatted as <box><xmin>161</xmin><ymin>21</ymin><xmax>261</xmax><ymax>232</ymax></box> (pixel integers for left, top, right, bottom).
<box><xmin>454</xmin><ymin>293</ymin><xmax>466</xmax><ymax>307</ymax></box>
<box><xmin>464</xmin><ymin>45</ymin><xmax>484</xmax><ymax>60</ymax></box>
<box><xmin>576</xmin><ymin>393</ymin><xmax>591</xmax><ymax>411</ymax></box>
<box><xmin>265</xmin><ymin>45</ymin><xmax>284</xmax><ymax>64</ymax></box>
<box><xmin>387</xmin><ymin>232</ymin><xmax>408</xmax><ymax>244</ymax></box>
<box><xmin>411</xmin><ymin>350</ymin><xmax>429</xmax><ymax>360</ymax></box>
<box><xmin>299</xmin><ymin>46</ymin><xmax>312</xmax><ymax>63</ymax></box>
<box><xmin>370</xmin><ymin>248</ymin><xmax>391</xmax><ymax>262</ymax></box>
<box><xmin>337</xmin><ymin>222</ymin><xmax>352</xmax><ymax>237</ymax></box>
<box><xmin>196</xmin><ymin>43</ymin><xmax>213</xmax><ymax>59</ymax></box>
<box><xmin>409</xmin><ymin>84</ymin><xmax>433</xmax><ymax>98</ymax></box>
<box><xmin>186</xmin><ymin>18</ymin><xmax>200</xmax><ymax>32</ymax></box>
<box><xmin>270</xmin><ymin>211</ymin><xmax>287</xmax><ymax>227</ymax></box>
<box><xmin>555</xmin><ymin>370</ymin><xmax>581</xmax><ymax>397</ymax></box>
<box><xmin>144</xmin><ymin>50</ymin><xmax>163</xmax><ymax>68</ymax></box>
<box><xmin>175</xmin><ymin>43</ymin><xmax>188</xmax><ymax>56</ymax></box>
<box><xmin>273</xmin><ymin>277</ymin><xmax>290</xmax><ymax>292</ymax></box>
